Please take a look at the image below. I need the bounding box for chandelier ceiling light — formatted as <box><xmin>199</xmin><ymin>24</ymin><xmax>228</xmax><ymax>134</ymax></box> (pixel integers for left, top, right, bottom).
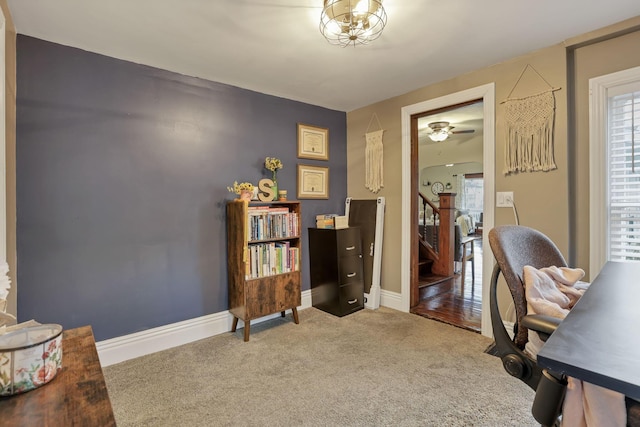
<box><xmin>320</xmin><ymin>0</ymin><xmax>387</xmax><ymax>48</ymax></box>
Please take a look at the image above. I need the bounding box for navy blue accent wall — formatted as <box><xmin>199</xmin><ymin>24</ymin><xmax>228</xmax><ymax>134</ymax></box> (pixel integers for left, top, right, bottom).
<box><xmin>16</xmin><ymin>36</ymin><xmax>347</xmax><ymax>341</ymax></box>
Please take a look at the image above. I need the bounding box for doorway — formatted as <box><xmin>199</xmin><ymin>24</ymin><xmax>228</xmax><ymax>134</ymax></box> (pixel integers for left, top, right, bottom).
<box><xmin>411</xmin><ymin>101</ymin><xmax>484</xmax><ymax>331</ymax></box>
<box><xmin>400</xmin><ymin>84</ymin><xmax>495</xmax><ymax>337</ymax></box>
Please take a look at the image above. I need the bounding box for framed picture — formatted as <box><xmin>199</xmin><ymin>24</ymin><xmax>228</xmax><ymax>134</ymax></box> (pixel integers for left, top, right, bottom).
<box><xmin>297</xmin><ymin>123</ymin><xmax>329</xmax><ymax>160</ymax></box>
<box><xmin>297</xmin><ymin>164</ymin><xmax>329</xmax><ymax>199</ymax></box>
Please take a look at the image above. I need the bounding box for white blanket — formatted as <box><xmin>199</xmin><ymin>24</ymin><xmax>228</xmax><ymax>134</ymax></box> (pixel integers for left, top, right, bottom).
<box><xmin>523</xmin><ymin>265</ymin><xmax>626</xmax><ymax>427</ymax></box>
<box><xmin>456</xmin><ymin>215</ymin><xmax>473</xmax><ymax>237</ymax></box>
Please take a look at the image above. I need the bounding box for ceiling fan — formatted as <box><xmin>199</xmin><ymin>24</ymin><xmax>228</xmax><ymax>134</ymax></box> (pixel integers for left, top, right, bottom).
<box><xmin>426</xmin><ymin>121</ymin><xmax>475</xmax><ymax>142</ymax></box>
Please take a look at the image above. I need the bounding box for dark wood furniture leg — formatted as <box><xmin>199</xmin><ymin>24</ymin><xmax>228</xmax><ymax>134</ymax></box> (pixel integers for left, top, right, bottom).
<box><xmin>281</xmin><ymin>311</ymin><xmax>285</xmax><ymax>317</ymax></box>
<box><xmin>243</xmin><ymin>321</ymin><xmax>250</xmax><ymax>342</ymax></box>
<box><xmin>292</xmin><ymin>307</ymin><xmax>299</xmax><ymax>324</ymax></box>
<box><xmin>231</xmin><ymin>316</ymin><xmax>238</xmax><ymax>332</ymax></box>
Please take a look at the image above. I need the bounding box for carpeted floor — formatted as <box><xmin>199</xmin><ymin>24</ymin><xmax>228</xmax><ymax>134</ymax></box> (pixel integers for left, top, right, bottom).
<box><xmin>103</xmin><ymin>307</ymin><xmax>538</xmax><ymax>426</ymax></box>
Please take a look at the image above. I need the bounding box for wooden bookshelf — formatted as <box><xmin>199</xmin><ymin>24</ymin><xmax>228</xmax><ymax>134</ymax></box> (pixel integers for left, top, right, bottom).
<box><xmin>226</xmin><ymin>200</ymin><xmax>301</xmax><ymax>341</ymax></box>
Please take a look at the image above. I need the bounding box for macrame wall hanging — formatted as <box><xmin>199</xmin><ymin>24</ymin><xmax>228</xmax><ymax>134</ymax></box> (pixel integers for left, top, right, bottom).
<box><xmin>365</xmin><ymin>113</ymin><xmax>385</xmax><ymax>193</ymax></box>
<box><xmin>502</xmin><ymin>64</ymin><xmax>561</xmax><ymax>175</ymax></box>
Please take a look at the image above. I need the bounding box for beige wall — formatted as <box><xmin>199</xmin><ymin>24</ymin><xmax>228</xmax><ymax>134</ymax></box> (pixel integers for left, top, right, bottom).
<box><xmin>348</xmin><ymin>44</ymin><xmax>568</xmax><ymax>295</ymax></box>
<box><xmin>347</xmin><ymin>20</ymin><xmax>640</xmax><ymax>295</ymax></box>
<box><xmin>569</xmin><ymin>18</ymin><xmax>640</xmax><ymax>279</ymax></box>
<box><xmin>0</xmin><ymin>0</ymin><xmax>16</xmax><ymax>317</ymax></box>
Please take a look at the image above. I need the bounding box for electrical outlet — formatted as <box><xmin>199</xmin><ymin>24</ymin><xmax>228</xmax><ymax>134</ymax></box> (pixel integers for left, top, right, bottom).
<box><xmin>497</xmin><ymin>191</ymin><xmax>514</xmax><ymax>207</ymax></box>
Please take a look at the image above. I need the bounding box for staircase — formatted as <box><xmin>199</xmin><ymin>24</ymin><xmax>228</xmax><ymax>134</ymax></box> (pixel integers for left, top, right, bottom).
<box><xmin>418</xmin><ymin>241</ymin><xmax>433</xmax><ymax>276</ymax></box>
<box><xmin>418</xmin><ymin>192</ymin><xmax>456</xmax><ymax>283</ymax></box>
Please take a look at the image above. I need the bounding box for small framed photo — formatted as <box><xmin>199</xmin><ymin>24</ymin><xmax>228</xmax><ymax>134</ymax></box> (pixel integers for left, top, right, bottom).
<box><xmin>297</xmin><ymin>164</ymin><xmax>329</xmax><ymax>199</ymax></box>
<box><xmin>297</xmin><ymin>123</ymin><xmax>329</xmax><ymax>161</ymax></box>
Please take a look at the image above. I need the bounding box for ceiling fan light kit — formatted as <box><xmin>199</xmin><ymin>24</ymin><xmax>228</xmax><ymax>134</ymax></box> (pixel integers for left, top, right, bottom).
<box><xmin>320</xmin><ymin>0</ymin><xmax>387</xmax><ymax>47</ymax></box>
<box><xmin>427</xmin><ymin>121</ymin><xmax>453</xmax><ymax>142</ymax></box>
<box><xmin>428</xmin><ymin>130</ymin><xmax>449</xmax><ymax>142</ymax></box>
<box><xmin>426</xmin><ymin>121</ymin><xmax>475</xmax><ymax>142</ymax></box>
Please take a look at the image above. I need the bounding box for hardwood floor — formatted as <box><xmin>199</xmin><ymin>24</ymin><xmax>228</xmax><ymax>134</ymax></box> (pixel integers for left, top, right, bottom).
<box><xmin>411</xmin><ymin>238</ymin><xmax>483</xmax><ymax>333</ymax></box>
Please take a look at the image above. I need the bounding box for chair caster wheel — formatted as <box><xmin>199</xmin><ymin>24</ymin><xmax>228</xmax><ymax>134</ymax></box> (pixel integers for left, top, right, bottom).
<box><xmin>503</xmin><ymin>354</ymin><xmax>528</xmax><ymax>379</ymax></box>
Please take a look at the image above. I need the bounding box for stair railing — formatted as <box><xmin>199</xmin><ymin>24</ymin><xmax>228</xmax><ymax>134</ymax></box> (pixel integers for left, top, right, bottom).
<box><xmin>419</xmin><ymin>192</ymin><xmax>439</xmax><ymax>251</ymax></box>
<box><xmin>418</xmin><ymin>192</ymin><xmax>456</xmax><ymax>277</ymax></box>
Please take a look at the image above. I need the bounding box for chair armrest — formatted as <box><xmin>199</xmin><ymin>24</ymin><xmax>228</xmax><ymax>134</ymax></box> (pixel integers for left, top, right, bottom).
<box><xmin>521</xmin><ymin>314</ymin><xmax>561</xmax><ymax>342</ymax></box>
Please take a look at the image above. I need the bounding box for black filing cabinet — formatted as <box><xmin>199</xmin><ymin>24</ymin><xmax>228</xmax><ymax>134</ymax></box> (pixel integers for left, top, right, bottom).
<box><xmin>308</xmin><ymin>227</ymin><xmax>365</xmax><ymax>316</ymax></box>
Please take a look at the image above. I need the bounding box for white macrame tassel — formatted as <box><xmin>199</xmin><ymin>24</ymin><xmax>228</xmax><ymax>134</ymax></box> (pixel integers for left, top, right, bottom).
<box><xmin>365</xmin><ymin>130</ymin><xmax>384</xmax><ymax>193</ymax></box>
<box><xmin>504</xmin><ymin>90</ymin><xmax>557</xmax><ymax>174</ymax></box>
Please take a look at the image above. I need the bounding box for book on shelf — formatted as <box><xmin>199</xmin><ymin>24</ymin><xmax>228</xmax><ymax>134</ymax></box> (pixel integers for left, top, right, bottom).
<box><xmin>245</xmin><ymin>241</ymin><xmax>299</xmax><ymax>279</ymax></box>
<box><xmin>267</xmin><ymin>207</ymin><xmax>289</xmax><ymax>214</ymax></box>
<box><xmin>247</xmin><ymin>208</ymin><xmax>299</xmax><ymax>241</ymax></box>
<box><xmin>241</xmin><ymin>203</ymin><xmax>300</xmax><ymax>279</ymax></box>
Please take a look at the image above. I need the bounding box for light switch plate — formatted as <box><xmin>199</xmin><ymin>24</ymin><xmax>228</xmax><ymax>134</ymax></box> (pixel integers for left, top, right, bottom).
<box><xmin>497</xmin><ymin>191</ymin><xmax>514</xmax><ymax>207</ymax></box>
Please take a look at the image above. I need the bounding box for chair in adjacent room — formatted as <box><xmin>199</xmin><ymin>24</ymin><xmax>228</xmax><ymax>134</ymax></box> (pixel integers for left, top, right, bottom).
<box><xmin>458</xmin><ymin>233</ymin><xmax>477</xmax><ymax>283</ymax></box>
<box><xmin>487</xmin><ymin>225</ymin><xmax>639</xmax><ymax>426</ymax></box>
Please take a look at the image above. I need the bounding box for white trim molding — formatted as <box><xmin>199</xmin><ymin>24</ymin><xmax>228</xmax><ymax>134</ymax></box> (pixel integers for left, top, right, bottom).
<box><xmin>589</xmin><ymin>66</ymin><xmax>640</xmax><ymax>277</ymax></box>
<box><xmin>97</xmin><ymin>288</ymin><xmax>407</xmax><ymax>367</ymax></box>
<box><xmin>380</xmin><ymin>288</ymin><xmax>402</xmax><ymax>311</ymax></box>
<box><xmin>401</xmin><ymin>83</ymin><xmax>496</xmax><ymax>337</ymax></box>
<box><xmin>0</xmin><ymin>9</ymin><xmax>9</xmax><ymax>323</ymax></box>
<box><xmin>97</xmin><ymin>289</ymin><xmax>313</xmax><ymax>366</ymax></box>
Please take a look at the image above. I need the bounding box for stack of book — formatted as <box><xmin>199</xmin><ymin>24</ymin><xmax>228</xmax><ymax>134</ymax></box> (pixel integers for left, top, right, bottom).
<box><xmin>247</xmin><ymin>206</ymin><xmax>299</xmax><ymax>241</ymax></box>
<box><xmin>246</xmin><ymin>242</ymin><xmax>300</xmax><ymax>279</ymax></box>
<box><xmin>315</xmin><ymin>214</ymin><xmax>337</xmax><ymax>229</ymax></box>
<box><xmin>245</xmin><ymin>205</ymin><xmax>300</xmax><ymax>279</ymax></box>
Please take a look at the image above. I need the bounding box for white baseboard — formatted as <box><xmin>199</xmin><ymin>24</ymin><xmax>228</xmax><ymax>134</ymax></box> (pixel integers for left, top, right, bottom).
<box><xmin>380</xmin><ymin>289</ymin><xmax>403</xmax><ymax>311</ymax></box>
<box><xmin>96</xmin><ymin>290</ymin><xmax>312</xmax><ymax>367</ymax></box>
<box><xmin>97</xmin><ymin>289</ymin><xmax>407</xmax><ymax>367</ymax></box>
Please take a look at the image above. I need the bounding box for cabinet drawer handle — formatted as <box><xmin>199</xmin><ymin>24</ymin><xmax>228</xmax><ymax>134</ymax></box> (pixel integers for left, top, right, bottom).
<box><xmin>345</xmin><ymin>246</ymin><xmax>355</xmax><ymax>251</ymax></box>
<box><xmin>348</xmin><ymin>298</ymin><xmax>358</xmax><ymax>304</ymax></box>
<box><xmin>346</xmin><ymin>272</ymin><xmax>356</xmax><ymax>278</ymax></box>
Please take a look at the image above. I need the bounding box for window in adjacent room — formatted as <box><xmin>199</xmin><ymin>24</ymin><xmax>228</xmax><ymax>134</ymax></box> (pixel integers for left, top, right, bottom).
<box><xmin>464</xmin><ymin>173</ymin><xmax>484</xmax><ymax>223</ymax></box>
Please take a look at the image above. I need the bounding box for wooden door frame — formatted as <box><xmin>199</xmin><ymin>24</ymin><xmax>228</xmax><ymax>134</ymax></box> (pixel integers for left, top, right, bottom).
<box><xmin>400</xmin><ymin>84</ymin><xmax>496</xmax><ymax>337</ymax></box>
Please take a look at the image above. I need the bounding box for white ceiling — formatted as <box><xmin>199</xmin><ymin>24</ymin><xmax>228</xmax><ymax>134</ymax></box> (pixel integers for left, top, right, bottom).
<box><xmin>6</xmin><ymin>1</ymin><xmax>640</xmax><ymax>112</ymax></box>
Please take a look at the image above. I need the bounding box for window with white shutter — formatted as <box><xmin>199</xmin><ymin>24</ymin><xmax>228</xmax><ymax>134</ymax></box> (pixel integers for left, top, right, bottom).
<box><xmin>590</xmin><ymin>67</ymin><xmax>640</xmax><ymax>275</ymax></box>
<box><xmin>608</xmin><ymin>85</ymin><xmax>640</xmax><ymax>262</ymax></box>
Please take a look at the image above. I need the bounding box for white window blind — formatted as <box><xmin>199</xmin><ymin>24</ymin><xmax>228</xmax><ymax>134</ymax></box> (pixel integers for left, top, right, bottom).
<box><xmin>608</xmin><ymin>84</ymin><xmax>640</xmax><ymax>261</ymax></box>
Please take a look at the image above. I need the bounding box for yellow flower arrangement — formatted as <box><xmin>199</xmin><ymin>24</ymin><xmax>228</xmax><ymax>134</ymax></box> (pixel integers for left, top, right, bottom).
<box><xmin>227</xmin><ymin>181</ymin><xmax>254</xmax><ymax>194</ymax></box>
<box><xmin>265</xmin><ymin>157</ymin><xmax>283</xmax><ymax>172</ymax></box>
<box><xmin>265</xmin><ymin>157</ymin><xmax>283</xmax><ymax>183</ymax></box>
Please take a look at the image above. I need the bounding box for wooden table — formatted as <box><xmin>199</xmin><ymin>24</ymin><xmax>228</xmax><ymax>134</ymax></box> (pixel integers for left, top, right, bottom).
<box><xmin>0</xmin><ymin>325</ymin><xmax>116</xmax><ymax>426</ymax></box>
<box><xmin>538</xmin><ymin>261</ymin><xmax>640</xmax><ymax>401</ymax></box>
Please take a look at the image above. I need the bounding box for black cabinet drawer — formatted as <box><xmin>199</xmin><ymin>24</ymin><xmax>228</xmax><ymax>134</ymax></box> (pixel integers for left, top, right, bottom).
<box><xmin>339</xmin><ymin>282</ymin><xmax>364</xmax><ymax>314</ymax></box>
<box><xmin>336</xmin><ymin>228</ymin><xmax>361</xmax><ymax>256</ymax></box>
<box><xmin>338</xmin><ymin>254</ymin><xmax>363</xmax><ymax>285</ymax></box>
<box><xmin>308</xmin><ymin>227</ymin><xmax>365</xmax><ymax>317</ymax></box>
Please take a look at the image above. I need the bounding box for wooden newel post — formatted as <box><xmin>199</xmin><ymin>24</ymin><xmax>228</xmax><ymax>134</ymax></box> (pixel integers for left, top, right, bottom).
<box><xmin>432</xmin><ymin>193</ymin><xmax>456</xmax><ymax>277</ymax></box>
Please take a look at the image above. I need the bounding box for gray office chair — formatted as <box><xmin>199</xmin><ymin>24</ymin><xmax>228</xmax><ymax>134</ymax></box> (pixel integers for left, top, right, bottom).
<box><xmin>488</xmin><ymin>225</ymin><xmax>639</xmax><ymax>426</ymax></box>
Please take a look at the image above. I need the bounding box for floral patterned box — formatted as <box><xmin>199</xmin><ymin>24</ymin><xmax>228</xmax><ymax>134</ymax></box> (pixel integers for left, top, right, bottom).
<box><xmin>0</xmin><ymin>324</ymin><xmax>63</xmax><ymax>396</ymax></box>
